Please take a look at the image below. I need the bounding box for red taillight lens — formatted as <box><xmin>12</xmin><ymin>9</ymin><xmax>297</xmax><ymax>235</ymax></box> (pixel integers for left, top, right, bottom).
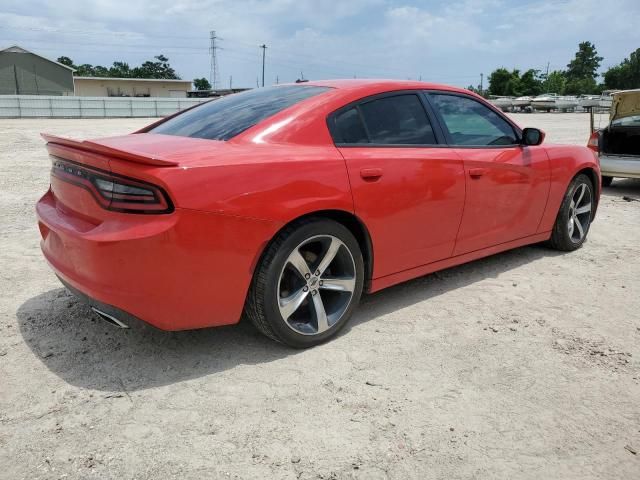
<box><xmin>587</xmin><ymin>131</ymin><xmax>599</xmax><ymax>153</ymax></box>
<box><xmin>51</xmin><ymin>158</ymin><xmax>173</xmax><ymax>214</ymax></box>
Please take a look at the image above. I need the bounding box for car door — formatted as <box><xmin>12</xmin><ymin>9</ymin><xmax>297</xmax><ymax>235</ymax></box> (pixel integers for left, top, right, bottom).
<box><xmin>329</xmin><ymin>92</ymin><xmax>466</xmax><ymax>278</ymax></box>
<box><xmin>426</xmin><ymin>92</ymin><xmax>550</xmax><ymax>255</ymax></box>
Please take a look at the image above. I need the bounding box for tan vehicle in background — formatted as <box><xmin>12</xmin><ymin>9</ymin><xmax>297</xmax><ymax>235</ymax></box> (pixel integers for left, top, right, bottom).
<box><xmin>588</xmin><ymin>89</ymin><xmax>640</xmax><ymax>186</ymax></box>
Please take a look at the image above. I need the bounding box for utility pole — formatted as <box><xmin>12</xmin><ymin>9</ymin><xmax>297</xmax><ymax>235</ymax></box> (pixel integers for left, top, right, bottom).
<box><xmin>480</xmin><ymin>73</ymin><xmax>483</xmax><ymax>95</ymax></box>
<box><xmin>276</xmin><ymin>75</ymin><xmax>279</xmax><ymax>84</ymax></box>
<box><xmin>260</xmin><ymin>44</ymin><xmax>267</xmax><ymax>87</ymax></box>
<box><xmin>229</xmin><ymin>75</ymin><xmax>232</xmax><ymax>90</ymax></box>
<box><xmin>209</xmin><ymin>30</ymin><xmax>221</xmax><ymax>90</ymax></box>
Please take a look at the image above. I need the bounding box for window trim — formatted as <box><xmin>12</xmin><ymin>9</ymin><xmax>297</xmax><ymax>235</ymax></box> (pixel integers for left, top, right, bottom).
<box><xmin>327</xmin><ymin>90</ymin><xmax>447</xmax><ymax>148</ymax></box>
<box><xmin>423</xmin><ymin>90</ymin><xmax>523</xmax><ymax>149</ymax></box>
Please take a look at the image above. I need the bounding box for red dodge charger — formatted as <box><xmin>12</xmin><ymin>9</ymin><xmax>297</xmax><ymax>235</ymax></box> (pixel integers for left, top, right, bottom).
<box><xmin>37</xmin><ymin>80</ymin><xmax>601</xmax><ymax>347</ymax></box>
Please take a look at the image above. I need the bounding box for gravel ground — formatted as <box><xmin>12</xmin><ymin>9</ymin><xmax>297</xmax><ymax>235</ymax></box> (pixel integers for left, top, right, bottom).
<box><xmin>1</xmin><ymin>113</ymin><xmax>639</xmax><ymax>479</ymax></box>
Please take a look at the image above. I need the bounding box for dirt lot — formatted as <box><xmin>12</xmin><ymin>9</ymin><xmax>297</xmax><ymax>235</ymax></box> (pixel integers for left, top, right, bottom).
<box><xmin>1</xmin><ymin>113</ymin><xmax>639</xmax><ymax>479</ymax></box>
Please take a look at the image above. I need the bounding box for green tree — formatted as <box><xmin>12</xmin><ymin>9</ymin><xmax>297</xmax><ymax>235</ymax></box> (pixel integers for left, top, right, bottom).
<box><xmin>57</xmin><ymin>56</ymin><xmax>75</xmax><ymax>68</ymax></box>
<box><xmin>518</xmin><ymin>69</ymin><xmax>543</xmax><ymax>96</ymax></box>
<box><xmin>503</xmin><ymin>69</ymin><xmax>522</xmax><ymax>96</ymax></box>
<box><xmin>604</xmin><ymin>48</ymin><xmax>640</xmax><ymax>89</ymax></box>
<box><xmin>74</xmin><ymin>64</ymin><xmax>95</xmax><ymax>76</ymax></box>
<box><xmin>132</xmin><ymin>55</ymin><xmax>180</xmax><ymax>79</ymax></box>
<box><xmin>193</xmin><ymin>78</ymin><xmax>211</xmax><ymax>90</ymax></box>
<box><xmin>565</xmin><ymin>77</ymin><xmax>598</xmax><ymax>95</ymax></box>
<box><xmin>488</xmin><ymin>68</ymin><xmax>513</xmax><ymax>96</ymax></box>
<box><xmin>108</xmin><ymin>61</ymin><xmax>132</xmax><ymax>78</ymax></box>
<box><xmin>93</xmin><ymin>65</ymin><xmax>109</xmax><ymax>77</ymax></box>
<box><xmin>565</xmin><ymin>41</ymin><xmax>602</xmax><ymax>94</ymax></box>
<box><xmin>59</xmin><ymin>54</ymin><xmax>181</xmax><ymax>79</ymax></box>
<box><xmin>488</xmin><ymin>68</ymin><xmax>544</xmax><ymax>96</ymax></box>
<box><xmin>543</xmin><ymin>70</ymin><xmax>567</xmax><ymax>94</ymax></box>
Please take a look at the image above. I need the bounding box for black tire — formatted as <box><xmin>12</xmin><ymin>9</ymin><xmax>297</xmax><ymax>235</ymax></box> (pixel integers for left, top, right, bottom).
<box><xmin>602</xmin><ymin>176</ymin><xmax>614</xmax><ymax>187</ymax></box>
<box><xmin>245</xmin><ymin>218</ymin><xmax>364</xmax><ymax>348</ymax></box>
<box><xmin>548</xmin><ymin>174</ymin><xmax>594</xmax><ymax>251</ymax></box>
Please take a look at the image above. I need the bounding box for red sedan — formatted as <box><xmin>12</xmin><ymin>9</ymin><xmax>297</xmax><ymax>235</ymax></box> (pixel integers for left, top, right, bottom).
<box><xmin>37</xmin><ymin>80</ymin><xmax>601</xmax><ymax>347</ymax></box>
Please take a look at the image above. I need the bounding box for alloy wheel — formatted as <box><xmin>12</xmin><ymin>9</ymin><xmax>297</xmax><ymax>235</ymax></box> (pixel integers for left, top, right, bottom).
<box><xmin>567</xmin><ymin>183</ymin><xmax>592</xmax><ymax>243</ymax></box>
<box><xmin>277</xmin><ymin>235</ymin><xmax>356</xmax><ymax>335</ymax></box>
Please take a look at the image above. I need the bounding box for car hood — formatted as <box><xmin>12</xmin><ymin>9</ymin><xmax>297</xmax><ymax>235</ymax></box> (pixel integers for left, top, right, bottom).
<box><xmin>611</xmin><ymin>89</ymin><xmax>640</xmax><ymax>122</ymax></box>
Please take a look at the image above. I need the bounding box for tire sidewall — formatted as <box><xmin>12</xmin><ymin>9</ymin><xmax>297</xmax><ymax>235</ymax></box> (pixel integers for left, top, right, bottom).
<box><xmin>262</xmin><ymin>219</ymin><xmax>365</xmax><ymax>348</ymax></box>
<box><xmin>557</xmin><ymin>174</ymin><xmax>594</xmax><ymax>248</ymax></box>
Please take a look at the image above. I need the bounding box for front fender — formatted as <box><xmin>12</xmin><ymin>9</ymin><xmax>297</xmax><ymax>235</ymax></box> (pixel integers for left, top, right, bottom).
<box><xmin>537</xmin><ymin>145</ymin><xmax>601</xmax><ymax>232</ymax></box>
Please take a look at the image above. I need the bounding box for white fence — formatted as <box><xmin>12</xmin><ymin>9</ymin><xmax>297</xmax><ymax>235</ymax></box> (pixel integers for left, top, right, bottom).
<box><xmin>0</xmin><ymin>95</ymin><xmax>209</xmax><ymax>118</ymax></box>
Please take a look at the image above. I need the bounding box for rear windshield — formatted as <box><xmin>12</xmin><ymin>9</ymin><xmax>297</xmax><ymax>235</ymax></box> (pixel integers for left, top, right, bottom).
<box><xmin>612</xmin><ymin>115</ymin><xmax>640</xmax><ymax>127</ymax></box>
<box><xmin>148</xmin><ymin>85</ymin><xmax>330</xmax><ymax>141</ymax></box>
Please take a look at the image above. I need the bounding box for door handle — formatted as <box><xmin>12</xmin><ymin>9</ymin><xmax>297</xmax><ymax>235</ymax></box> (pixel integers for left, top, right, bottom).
<box><xmin>468</xmin><ymin>168</ymin><xmax>487</xmax><ymax>178</ymax></box>
<box><xmin>360</xmin><ymin>168</ymin><xmax>383</xmax><ymax>181</ymax></box>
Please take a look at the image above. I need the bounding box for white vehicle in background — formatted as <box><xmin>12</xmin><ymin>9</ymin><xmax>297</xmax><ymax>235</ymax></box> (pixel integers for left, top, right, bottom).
<box><xmin>531</xmin><ymin>93</ymin><xmax>557</xmax><ymax>111</ymax></box>
<box><xmin>532</xmin><ymin>94</ymin><xmax>579</xmax><ymax>112</ymax></box>
<box><xmin>512</xmin><ymin>96</ymin><xmax>532</xmax><ymax>111</ymax></box>
<box><xmin>488</xmin><ymin>96</ymin><xmax>513</xmax><ymax>112</ymax></box>
<box><xmin>599</xmin><ymin>90</ymin><xmax>615</xmax><ymax>109</ymax></box>
<box><xmin>578</xmin><ymin>95</ymin><xmax>601</xmax><ymax>109</ymax></box>
<box><xmin>588</xmin><ymin>89</ymin><xmax>640</xmax><ymax>186</ymax></box>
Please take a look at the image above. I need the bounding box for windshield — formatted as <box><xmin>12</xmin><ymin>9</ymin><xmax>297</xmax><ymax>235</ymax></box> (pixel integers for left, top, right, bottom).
<box><xmin>148</xmin><ymin>85</ymin><xmax>330</xmax><ymax>141</ymax></box>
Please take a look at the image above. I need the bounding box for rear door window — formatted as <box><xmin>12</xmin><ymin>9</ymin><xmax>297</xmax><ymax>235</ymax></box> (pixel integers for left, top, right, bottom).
<box><xmin>149</xmin><ymin>85</ymin><xmax>330</xmax><ymax>141</ymax></box>
<box><xmin>332</xmin><ymin>94</ymin><xmax>437</xmax><ymax>145</ymax></box>
<box><xmin>334</xmin><ymin>108</ymin><xmax>369</xmax><ymax>144</ymax></box>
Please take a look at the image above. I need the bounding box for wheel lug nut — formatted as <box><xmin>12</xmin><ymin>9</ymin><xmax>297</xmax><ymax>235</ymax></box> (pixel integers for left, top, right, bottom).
<box><xmin>303</xmin><ymin>286</ymin><xmax>308</xmax><ymax>292</ymax></box>
<box><xmin>315</xmin><ymin>270</ymin><xmax>320</xmax><ymax>276</ymax></box>
<box><xmin>305</xmin><ymin>273</ymin><xmax>310</xmax><ymax>279</ymax></box>
<box><xmin>312</xmin><ymin>290</ymin><xmax>317</xmax><ymax>295</ymax></box>
<box><xmin>319</xmin><ymin>280</ymin><xmax>323</xmax><ymax>286</ymax></box>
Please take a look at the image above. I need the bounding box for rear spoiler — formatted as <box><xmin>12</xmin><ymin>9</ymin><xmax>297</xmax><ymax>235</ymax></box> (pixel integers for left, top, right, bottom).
<box><xmin>41</xmin><ymin>133</ymin><xmax>178</xmax><ymax>167</ymax></box>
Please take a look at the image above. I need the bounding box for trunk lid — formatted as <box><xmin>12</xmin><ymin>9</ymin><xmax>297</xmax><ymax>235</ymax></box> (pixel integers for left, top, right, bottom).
<box><xmin>611</xmin><ymin>89</ymin><xmax>640</xmax><ymax>123</ymax></box>
<box><xmin>43</xmin><ymin>133</ymin><xmax>185</xmax><ymax>220</ymax></box>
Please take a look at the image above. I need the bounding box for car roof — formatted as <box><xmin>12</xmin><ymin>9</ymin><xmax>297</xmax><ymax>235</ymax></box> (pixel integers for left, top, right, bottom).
<box><xmin>229</xmin><ymin>79</ymin><xmax>497</xmax><ymax>145</ymax></box>
<box><xmin>283</xmin><ymin>78</ymin><xmax>471</xmax><ymax>95</ymax></box>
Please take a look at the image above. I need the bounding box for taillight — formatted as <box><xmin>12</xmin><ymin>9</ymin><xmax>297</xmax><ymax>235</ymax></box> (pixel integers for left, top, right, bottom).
<box><xmin>587</xmin><ymin>131</ymin><xmax>599</xmax><ymax>153</ymax></box>
<box><xmin>51</xmin><ymin>158</ymin><xmax>173</xmax><ymax>214</ymax></box>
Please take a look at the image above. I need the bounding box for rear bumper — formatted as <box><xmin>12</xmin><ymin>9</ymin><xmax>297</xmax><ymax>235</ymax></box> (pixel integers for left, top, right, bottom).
<box><xmin>58</xmin><ymin>276</ymin><xmax>155</xmax><ymax>331</ymax></box>
<box><xmin>600</xmin><ymin>154</ymin><xmax>640</xmax><ymax>179</ymax></box>
<box><xmin>37</xmin><ymin>189</ymin><xmax>278</xmax><ymax>331</ymax></box>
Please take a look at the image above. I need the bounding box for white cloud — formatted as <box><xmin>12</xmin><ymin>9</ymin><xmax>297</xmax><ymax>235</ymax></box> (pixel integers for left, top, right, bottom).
<box><xmin>1</xmin><ymin>0</ymin><xmax>638</xmax><ymax>87</ymax></box>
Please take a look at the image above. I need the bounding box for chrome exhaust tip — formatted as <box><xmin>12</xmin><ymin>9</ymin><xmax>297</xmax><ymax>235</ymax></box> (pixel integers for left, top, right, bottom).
<box><xmin>91</xmin><ymin>307</ymin><xmax>129</xmax><ymax>329</ymax></box>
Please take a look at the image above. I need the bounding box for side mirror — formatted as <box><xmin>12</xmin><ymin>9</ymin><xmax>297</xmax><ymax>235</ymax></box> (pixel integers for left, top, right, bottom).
<box><xmin>522</xmin><ymin>127</ymin><xmax>545</xmax><ymax>146</ymax></box>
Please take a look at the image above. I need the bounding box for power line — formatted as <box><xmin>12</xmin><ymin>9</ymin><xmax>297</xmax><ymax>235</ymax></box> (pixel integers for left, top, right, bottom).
<box><xmin>2</xmin><ymin>32</ymin><xmax>483</xmax><ymax>85</ymax></box>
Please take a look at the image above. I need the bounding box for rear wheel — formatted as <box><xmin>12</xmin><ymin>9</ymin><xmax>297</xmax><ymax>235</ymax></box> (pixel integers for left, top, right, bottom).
<box><xmin>548</xmin><ymin>174</ymin><xmax>594</xmax><ymax>251</ymax></box>
<box><xmin>602</xmin><ymin>176</ymin><xmax>614</xmax><ymax>187</ymax></box>
<box><xmin>245</xmin><ymin>218</ymin><xmax>364</xmax><ymax>348</ymax></box>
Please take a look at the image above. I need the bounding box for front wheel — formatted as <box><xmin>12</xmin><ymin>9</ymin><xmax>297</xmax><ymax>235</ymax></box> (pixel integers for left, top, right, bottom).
<box><xmin>548</xmin><ymin>174</ymin><xmax>594</xmax><ymax>251</ymax></box>
<box><xmin>245</xmin><ymin>218</ymin><xmax>364</xmax><ymax>348</ymax></box>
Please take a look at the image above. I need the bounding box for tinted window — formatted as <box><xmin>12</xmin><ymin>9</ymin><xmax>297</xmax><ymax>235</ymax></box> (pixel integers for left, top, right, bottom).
<box><xmin>334</xmin><ymin>107</ymin><xmax>368</xmax><ymax>143</ymax></box>
<box><xmin>430</xmin><ymin>94</ymin><xmax>517</xmax><ymax>146</ymax></box>
<box><xmin>359</xmin><ymin>95</ymin><xmax>436</xmax><ymax>145</ymax></box>
<box><xmin>149</xmin><ymin>85</ymin><xmax>330</xmax><ymax>141</ymax></box>
<box><xmin>612</xmin><ymin>114</ymin><xmax>640</xmax><ymax>127</ymax></box>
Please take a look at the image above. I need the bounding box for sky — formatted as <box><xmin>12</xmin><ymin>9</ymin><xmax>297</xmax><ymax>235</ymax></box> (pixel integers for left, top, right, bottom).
<box><xmin>1</xmin><ymin>0</ymin><xmax>639</xmax><ymax>88</ymax></box>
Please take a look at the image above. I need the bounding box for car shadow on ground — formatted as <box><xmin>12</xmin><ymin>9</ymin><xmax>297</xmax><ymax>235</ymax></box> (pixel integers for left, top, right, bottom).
<box><xmin>18</xmin><ymin>243</ymin><xmax>562</xmax><ymax>392</ymax></box>
<box><xmin>602</xmin><ymin>177</ymin><xmax>640</xmax><ymax>199</ymax></box>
